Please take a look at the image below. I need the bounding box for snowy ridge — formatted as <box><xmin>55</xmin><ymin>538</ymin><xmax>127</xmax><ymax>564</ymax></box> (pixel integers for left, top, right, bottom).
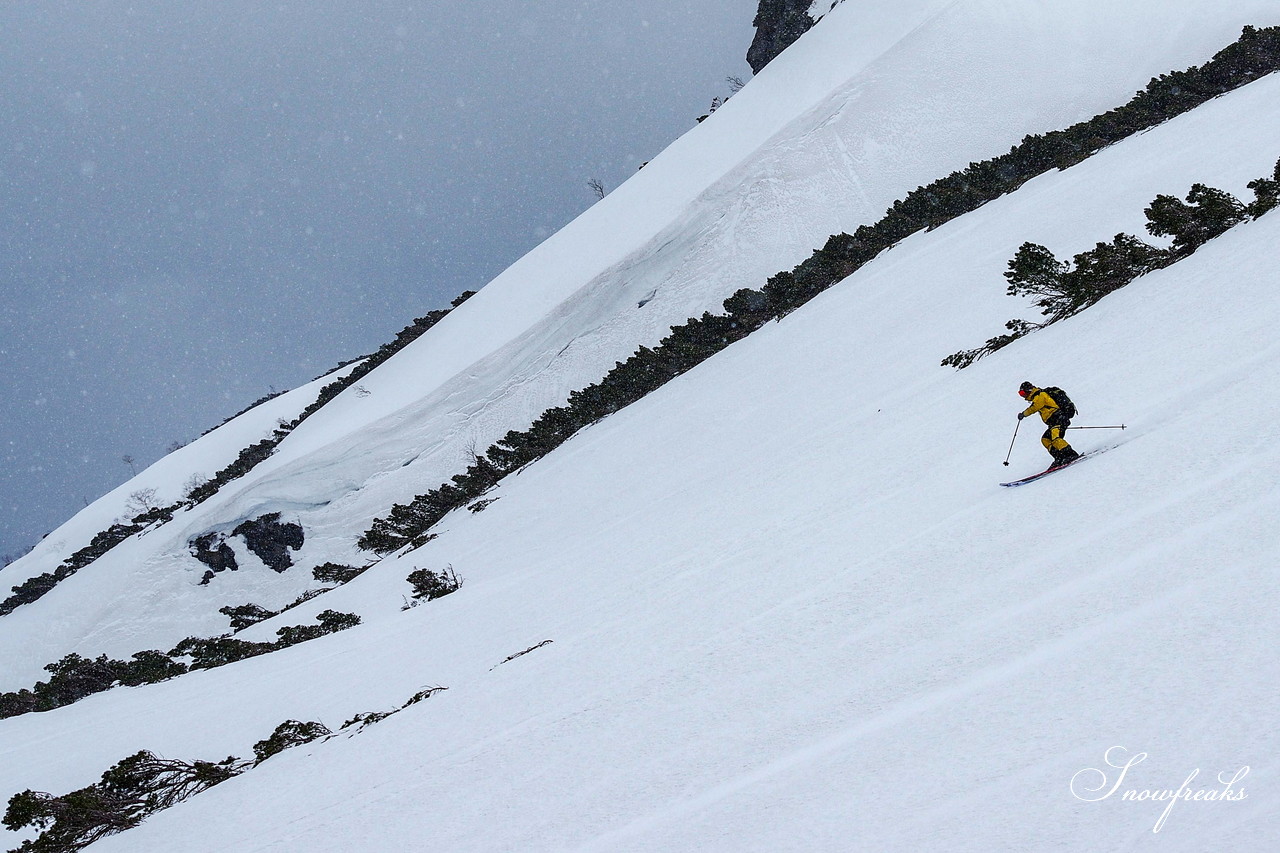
<box><xmin>0</xmin><ymin>361</ymin><xmax>360</xmax><ymax>592</ymax></box>
<box><xmin>3</xmin><ymin>1</ymin><xmax>1280</xmax><ymax>849</ymax></box>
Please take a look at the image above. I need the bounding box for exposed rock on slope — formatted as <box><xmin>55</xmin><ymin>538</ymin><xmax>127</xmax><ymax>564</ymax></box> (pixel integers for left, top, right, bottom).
<box><xmin>747</xmin><ymin>0</ymin><xmax>816</xmax><ymax>73</ymax></box>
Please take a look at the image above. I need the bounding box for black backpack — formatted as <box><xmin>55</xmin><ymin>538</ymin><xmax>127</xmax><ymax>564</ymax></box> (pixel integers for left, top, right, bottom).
<box><xmin>1043</xmin><ymin>386</ymin><xmax>1077</xmax><ymax>419</ymax></box>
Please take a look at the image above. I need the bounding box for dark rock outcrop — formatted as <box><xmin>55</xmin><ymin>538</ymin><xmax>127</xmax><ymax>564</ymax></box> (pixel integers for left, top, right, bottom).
<box><xmin>232</xmin><ymin>513</ymin><xmax>304</xmax><ymax>574</ymax></box>
<box><xmin>191</xmin><ymin>533</ymin><xmax>239</xmax><ymax>585</ymax></box>
<box><xmin>190</xmin><ymin>513</ymin><xmax>303</xmax><ymax>584</ymax></box>
<box><xmin>747</xmin><ymin>0</ymin><xmax>816</xmax><ymax>74</ymax></box>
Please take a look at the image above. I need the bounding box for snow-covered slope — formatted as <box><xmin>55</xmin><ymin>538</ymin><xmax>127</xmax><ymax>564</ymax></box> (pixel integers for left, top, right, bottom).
<box><xmin>3</xmin><ymin>0</ymin><xmax>1279</xmax><ymax>849</ymax></box>
<box><xmin>5</xmin><ymin>0</ymin><xmax>1277</xmax><ymax>684</ymax></box>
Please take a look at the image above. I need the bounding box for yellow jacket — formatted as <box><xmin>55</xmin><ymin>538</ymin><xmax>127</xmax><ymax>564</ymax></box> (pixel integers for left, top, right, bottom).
<box><xmin>1021</xmin><ymin>387</ymin><xmax>1060</xmax><ymax>423</ymax></box>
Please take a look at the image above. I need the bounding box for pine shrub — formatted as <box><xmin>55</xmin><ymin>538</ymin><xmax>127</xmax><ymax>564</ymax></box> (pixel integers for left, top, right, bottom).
<box><xmin>2</xmin><ymin>751</ymin><xmax>242</xmax><ymax>853</ymax></box>
<box><xmin>406</xmin><ymin>566</ymin><xmax>463</xmax><ymax>602</ymax></box>
<box><xmin>218</xmin><ymin>603</ymin><xmax>279</xmax><ymax>631</ymax></box>
<box><xmin>311</xmin><ymin>563</ymin><xmax>367</xmax><ymax>584</ymax></box>
<box><xmin>1145</xmin><ymin>183</ymin><xmax>1248</xmax><ymax>256</ymax></box>
<box><xmin>1245</xmin><ymin>156</ymin><xmax>1280</xmax><ymax>217</ymax></box>
<box><xmin>251</xmin><ymin>720</ymin><xmax>332</xmax><ymax>765</ymax></box>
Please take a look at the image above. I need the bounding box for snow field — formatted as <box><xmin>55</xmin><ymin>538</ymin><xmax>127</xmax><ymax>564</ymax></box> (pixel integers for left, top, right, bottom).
<box><xmin>3</xmin><ymin>1</ymin><xmax>1280</xmax><ymax>849</ymax></box>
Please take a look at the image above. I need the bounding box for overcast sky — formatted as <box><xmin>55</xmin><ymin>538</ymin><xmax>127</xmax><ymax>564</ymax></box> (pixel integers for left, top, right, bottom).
<box><xmin>0</xmin><ymin>1</ymin><xmax>758</xmax><ymax>558</ymax></box>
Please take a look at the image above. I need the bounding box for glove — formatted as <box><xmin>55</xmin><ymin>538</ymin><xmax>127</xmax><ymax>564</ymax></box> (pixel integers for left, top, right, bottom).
<box><xmin>1017</xmin><ymin>413</ymin><xmax>1025</xmax><ymax>421</ymax></box>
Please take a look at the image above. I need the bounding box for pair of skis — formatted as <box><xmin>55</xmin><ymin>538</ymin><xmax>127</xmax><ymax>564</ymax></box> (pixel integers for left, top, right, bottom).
<box><xmin>999</xmin><ymin>450</ymin><xmax>1101</xmax><ymax>487</ymax></box>
<box><xmin>999</xmin><ymin>424</ymin><xmax>1125</xmax><ymax>487</ymax></box>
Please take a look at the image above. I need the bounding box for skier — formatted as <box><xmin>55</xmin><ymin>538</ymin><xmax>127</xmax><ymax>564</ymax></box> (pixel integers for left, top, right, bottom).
<box><xmin>1017</xmin><ymin>381</ymin><xmax>1080</xmax><ymax>468</ymax></box>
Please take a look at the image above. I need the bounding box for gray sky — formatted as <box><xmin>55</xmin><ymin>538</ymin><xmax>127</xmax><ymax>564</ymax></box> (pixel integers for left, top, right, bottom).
<box><xmin>0</xmin><ymin>1</ymin><xmax>757</xmax><ymax>558</ymax></box>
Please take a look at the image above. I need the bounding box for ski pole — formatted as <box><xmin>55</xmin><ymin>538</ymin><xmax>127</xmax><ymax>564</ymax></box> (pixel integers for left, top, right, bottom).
<box><xmin>1002</xmin><ymin>418</ymin><xmax>1022</xmax><ymax>467</ymax></box>
<box><xmin>1065</xmin><ymin>425</ymin><xmax>1127</xmax><ymax>430</ymax></box>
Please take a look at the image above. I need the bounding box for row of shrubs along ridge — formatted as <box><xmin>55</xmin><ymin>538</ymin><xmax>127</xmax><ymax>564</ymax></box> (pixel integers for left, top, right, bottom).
<box><xmin>943</xmin><ymin>157</ymin><xmax>1280</xmax><ymax>368</ymax></box>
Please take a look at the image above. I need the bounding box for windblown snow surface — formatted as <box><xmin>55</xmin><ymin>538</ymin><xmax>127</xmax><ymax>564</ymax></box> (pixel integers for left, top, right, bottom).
<box><xmin>3</xmin><ymin>0</ymin><xmax>1279</xmax><ymax>849</ymax></box>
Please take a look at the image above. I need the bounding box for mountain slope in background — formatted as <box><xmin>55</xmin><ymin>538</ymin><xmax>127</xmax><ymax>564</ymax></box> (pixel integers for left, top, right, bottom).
<box><xmin>3</xmin><ymin>0</ymin><xmax>1279</xmax><ymax>849</ymax></box>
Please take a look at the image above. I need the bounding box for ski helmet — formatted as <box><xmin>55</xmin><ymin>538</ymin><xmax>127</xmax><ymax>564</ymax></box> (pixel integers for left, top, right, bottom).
<box><xmin>1019</xmin><ymin>381</ymin><xmax>1035</xmax><ymax>397</ymax></box>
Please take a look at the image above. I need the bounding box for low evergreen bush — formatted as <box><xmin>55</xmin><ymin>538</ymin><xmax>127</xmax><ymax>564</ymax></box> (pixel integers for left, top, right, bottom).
<box><xmin>272</xmin><ymin>610</ymin><xmax>362</xmax><ymax>645</ymax></box>
<box><xmin>311</xmin><ymin>563</ymin><xmax>367</xmax><ymax>584</ymax></box>
<box><xmin>405</xmin><ymin>566</ymin><xmax>463</xmax><ymax>602</ymax></box>
<box><xmin>251</xmin><ymin>720</ymin><xmax>332</xmax><ymax>765</ymax></box>
<box><xmin>3</xmin><ymin>750</ymin><xmax>242</xmax><ymax>853</ymax></box>
<box><xmin>1246</xmin><ymin>158</ymin><xmax>1280</xmax><ymax>216</ymax></box>
<box><xmin>1145</xmin><ymin>182</ymin><xmax>1248</xmax><ymax>257</ymax></box>
<box><xmin>217</xmin><ymin>603</ymin><xmax>278</xmax><ymax>631</ymax></box>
